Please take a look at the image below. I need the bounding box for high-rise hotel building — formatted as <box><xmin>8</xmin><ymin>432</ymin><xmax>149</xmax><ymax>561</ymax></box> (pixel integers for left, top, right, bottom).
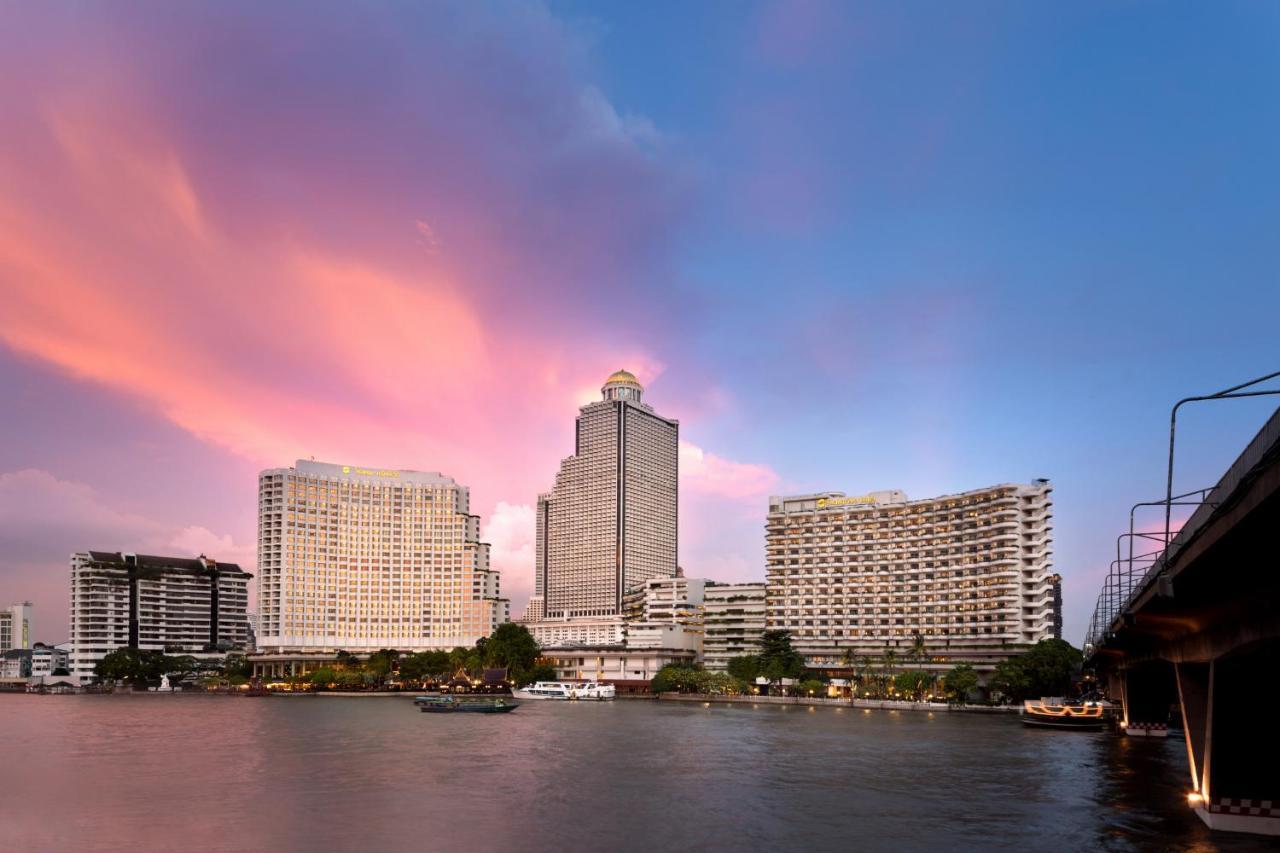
<box><xmin>533</xmin><ymin>370</ymin><xmax>678</xmax><ymax>620</ymax></box>
<box><xmin>256</xmin><ymin>461</ymin><xmax>508</xmax><ymax>654</ymax></box>
<box><xmin>765</xmin><ymin>482</ymin><xmax>1059</xmax><ymax>675</ymax></box>
<box><xmin>69</xmin><ymin>552</ymin><xmax>251</xmax><ymax>682</ymax></box>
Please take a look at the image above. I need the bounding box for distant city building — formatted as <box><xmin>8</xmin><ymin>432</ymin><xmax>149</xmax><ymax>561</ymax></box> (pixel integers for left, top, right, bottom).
<box><xmin>255</xmin><ymin>460</ymin><xmax>508</xmax><ymax>656</ymax></box>
<box><xmin>68</xmin><ymin>552</ymin><xmax>251</xmax><ymax>682</ymax></box>
<box><xmin>622</xmin><ymin>575</ymin><xmax>706</xmax><ymax>626</ymax></box>
<box><xmin>30</xmin><ymin>642</ymin><xmax>69</xmax><ymax>677</ymax></box>
<box><xmin>1</xmin><ymin>649</ymin><xmax>32</xmax><ymax>680</ymax></box>
<box><xmin>0</xmin><ymin>602</ymin><xmax>33</xmax><ymax>652</ymax></box>
<box><xmin>764</xmin><ymin>482</ymin><xmax>1056</xmax><ymax>676</ymax></box>
<box><xmin>702</xmin><ymin>582</ymin><xmax>767</xmax><ymax>672</ymax></box>
<box><xmin>519</xmin><ymin>595</ymin><xmax>544</xmax><ymax>623</ymax></box>
<box><xmin>535</xmin><ymin>370</ymin><xmax>678</xmax><ymax>620</ymax></box>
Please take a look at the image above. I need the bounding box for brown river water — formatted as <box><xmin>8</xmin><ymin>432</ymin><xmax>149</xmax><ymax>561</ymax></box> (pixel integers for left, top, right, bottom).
<box><xmin>1</xmin><ymin>694</ymin><xmax>1274</xmax><ymax>852</ymax></box>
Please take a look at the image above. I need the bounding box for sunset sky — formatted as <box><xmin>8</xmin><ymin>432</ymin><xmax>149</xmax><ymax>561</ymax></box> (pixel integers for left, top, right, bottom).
<box><xmin>2</xmin><ymin>2</ymin><xmax>1278</xmax><ymax>645</ymax></box>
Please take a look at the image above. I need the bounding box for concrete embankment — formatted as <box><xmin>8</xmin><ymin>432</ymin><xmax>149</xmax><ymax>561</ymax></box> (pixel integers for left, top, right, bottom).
<box><xmin>656</xmin><ymin>693</ymin><xmax>1019</xmax><ymax>714</ymax></box>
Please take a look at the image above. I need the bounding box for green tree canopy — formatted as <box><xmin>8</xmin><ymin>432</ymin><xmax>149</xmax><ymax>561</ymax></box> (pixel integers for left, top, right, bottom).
<box><xmin>726</xmin><ymin>655</ymin><xmax>760</xmax><ymax>682</ymax></box>
<box><xmin>893</xmin><ymin>669</ymin><xmax>933</xmax><ymax>701</ymax></box>
<box><xmin>758</xmin><ymin>630</ymin><xmax>805</xmax><ymax>680</ymax></box>
<box><xmin>990</xmin><ymin>640</ymin><xmax>1082</xmax><ymax>702</ymax></box>
<box><xmin>943</xmin><ymin>664</ymin><xmax>979</xmax><ymax>703</ymax></box>
<box><xmin>483</xmin><ymin>623</ymin><xmax>540</xmax><ymax>672</ymax></box>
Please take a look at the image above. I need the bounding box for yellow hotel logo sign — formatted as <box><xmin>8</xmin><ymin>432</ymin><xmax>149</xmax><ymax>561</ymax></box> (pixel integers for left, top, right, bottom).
<box><xmin>817</xmin><ymin>495</ymin><xmax>875</xmax><ymax>508</ymax></box>
<box><xmin>341</xmin><ymin>465</ymin><xmax>400</xmax><ymax>478</ymax></box>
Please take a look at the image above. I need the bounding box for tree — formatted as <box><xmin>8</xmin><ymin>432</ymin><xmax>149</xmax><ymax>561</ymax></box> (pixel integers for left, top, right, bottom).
<box><xmin>991</xmin><ymin>658</ymin><xmax>1031</xmax><ymax>703</ymax></box>
<box><xmin>335</xmin><ymin>649</ymin><xmax>359</xmax><ymax>668</ymax></box>
<box><xmin>333</xmin><ymin>669</ymin><xmax>364</xmax><ymax>690</ymax></box>
<box><xmin>854</xmin><ymin>655</ymin><xmax>874</xmax><ymax>696</ymax></box>
<box><xmin>726</xmin><ymin>655</ymin><xmax>760</xmax><ymax>682</ymax></box>
<box><xmin>908</xmin><ymin>632</ymin><xmax>927</xmax><ymax>667</ymax></box>
<box><xmin>880</xmin><ymin>647</ymin><xmax>899</xmax><ymax>695</ymax></box>
<box><xmin>990</xmin><ymin>640</ymin><xmax>1083</xmax><ymax>703</ymax></box>
<box><xmin>651</xmin><ymin>662</ymin><xmax>700</xmax><ymax>693</ymax></box>
<box><xmin>518</xmin><ymin>663</ymin><xmax>556</xmax><ymax>686</ymax></box>
<box><xmin>483</xmin><ymin>623</ymin><xmax>541</xmax><ymax>681</ymax></box>
<box><xmin>309</xmin><ymin>667</ymin><xmax>337</xmax><ymax>688</ymax></box>
<box><xmin>365</xmin><ymin>649</ymin><xmax>399</xmax><ymax>684</ymax></box>
<box><xmin>399</xmin><ymin>650</ymin><xmax>451</xmax><ymax>683</ymax></box>
<box><xmin>943</xmin><ymin>664</ymin><xmax>979</xmax><ymax>704</ymax></box>
<box><xmin>758</xmin><ymin>630</ymin><xmax>805</xmax><ymax>680</ymax></box>
<box><xmin>798</xmin><ymin>678</ymin><xmax>827</xmax><ymax>698</ymax></box>
<box><xmin>223</xmin><ymin>654</ymin><xmax>253</xmax><ymax>683</ymax></box>
<box><xmin>894</xmin><ymin>670</ymin><xmax>932</xmax><ymax>701</ymax></box>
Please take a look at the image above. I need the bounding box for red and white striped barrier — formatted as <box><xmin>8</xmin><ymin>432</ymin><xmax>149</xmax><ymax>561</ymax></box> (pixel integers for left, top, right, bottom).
<box><xmin>1209</xmin><ymin>798</ymin><xmax>1277</xmax><ymax>818</ymax></box>
<box><xmin>1123</xmin><ymin>721</ymin><xmax>1168</xmax><ymax>737</ymax></box>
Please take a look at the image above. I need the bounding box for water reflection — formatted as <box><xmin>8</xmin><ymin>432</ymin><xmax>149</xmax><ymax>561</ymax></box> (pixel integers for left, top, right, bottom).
<box><xmin>0</xmin><ymin>695</ymin><xmax>1273</xmax><ymax>852</ymax></box>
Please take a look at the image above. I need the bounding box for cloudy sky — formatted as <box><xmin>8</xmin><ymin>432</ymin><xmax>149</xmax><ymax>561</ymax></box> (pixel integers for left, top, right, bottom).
<box><xmin>2</xmin><ymin>1</ymin><xmax>1277</xmax><ymax>644</ymax></box>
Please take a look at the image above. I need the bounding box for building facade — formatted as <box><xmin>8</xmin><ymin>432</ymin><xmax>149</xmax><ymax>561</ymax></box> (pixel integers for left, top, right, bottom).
<box><xmin>525</xmin><ymin>615</ymin><xmax>626</xmax><ymax>649</ymax></box>
<box><xmin>0</xmin><ymin>602</ymin><xmax>32</xmax><ymax>652</ymax></box>
<box><xmin>69</xmin><ymin>552</ymin><xmax>252</xmax><ymax>682</ymax></box>
<box><xmin>764</xmin><ymin>482</ymin><xmax>1057</xmax><ymax>676</ymax></box>
<box><xmin>31</xmin><ymin>643</ymin><xmax>70</xmax><ymax>677</ymax></box>
<box><xmin>544</xmin><ymin>645</ymin><xmax>698</xmax><ymax>693</ymax></box>
<box><xmin>535</xmin><ymin>370</ymin><xmax>678</xmax><ymax>620</ymax></box>
<box><xmin>255</xmin><ymin>460</ymin><xmax>507</xmax><ymax>655</ymax></box>
<box><xmin>702</xmin><ymin>582</ymin><xmax>767</xmax><ymax>672</ymax></box>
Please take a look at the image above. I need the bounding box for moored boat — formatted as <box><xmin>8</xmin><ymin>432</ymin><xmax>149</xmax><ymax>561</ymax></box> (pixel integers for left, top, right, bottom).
<box><xmin>1021</xmin><ymin>697</ymin><xmax>1108</xmax><ymax>730</ymax></box>
<box><xmin>511</xmin><ymin>681</ymin><xmax>616</xmax><ymax>701</ymax></box>
<box><xmin>414</xmin><ymin>695</ymin><xmax>519</xmax><ymax>714</ymax></box>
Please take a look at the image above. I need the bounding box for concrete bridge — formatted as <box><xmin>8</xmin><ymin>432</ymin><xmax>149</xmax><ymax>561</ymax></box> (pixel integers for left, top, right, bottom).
<box><xmin>1085</xmin><ymin>404</ymin><xmax>1280</xmax><ymax>836</ymax></box>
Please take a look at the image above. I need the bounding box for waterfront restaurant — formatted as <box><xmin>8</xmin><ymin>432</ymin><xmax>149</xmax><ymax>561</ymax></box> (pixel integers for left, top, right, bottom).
<box><xmin>543</xmin><ymin>644</ymin><xmax>696</xmax><ymax>694</ymax></box>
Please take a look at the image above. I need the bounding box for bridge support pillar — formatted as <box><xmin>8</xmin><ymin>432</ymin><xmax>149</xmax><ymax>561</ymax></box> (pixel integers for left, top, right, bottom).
<box><xmin>1118</xmin><ymin>661</ymin><xmax>1175</xmax><ymax>737</ymax></box>
<box><xmin>1179</xmin><ymin>644</ymin><xmax>1280</xmax><ymax>836</ymax></box>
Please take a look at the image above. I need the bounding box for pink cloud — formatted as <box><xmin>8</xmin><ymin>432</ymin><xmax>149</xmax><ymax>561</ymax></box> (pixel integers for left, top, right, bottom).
<box><xmin>679</xmin><ymin>440</ymin><xmax>779</xmax><ymax>499</ymax></box>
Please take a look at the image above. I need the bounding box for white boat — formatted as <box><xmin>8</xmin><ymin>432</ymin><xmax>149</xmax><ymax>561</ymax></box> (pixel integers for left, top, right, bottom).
<box><xmin>511</xmin><ymin>681</ymin><xmax>615</xmax><ymax>701</ymax></box>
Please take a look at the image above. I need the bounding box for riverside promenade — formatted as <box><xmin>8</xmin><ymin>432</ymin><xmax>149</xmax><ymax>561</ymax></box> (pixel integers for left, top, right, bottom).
<box><xmin>656</xmin><ymin>693</ymin><xmax>1019</xmax><ymax>714</ymax></box>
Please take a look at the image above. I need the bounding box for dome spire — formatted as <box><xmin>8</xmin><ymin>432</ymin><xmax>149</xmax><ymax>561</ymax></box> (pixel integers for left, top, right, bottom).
<box><xmin>602</xmin><ymin>368</ymin><xmax>643</xmax><ymax>402</ymax></box>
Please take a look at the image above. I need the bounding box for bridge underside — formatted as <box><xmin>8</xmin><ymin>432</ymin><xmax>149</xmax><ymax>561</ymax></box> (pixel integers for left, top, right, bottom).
<box><xmin>1091</xmin><ymin>414</ymin><xmax>1280</xmax><ymax>835</ymax></box>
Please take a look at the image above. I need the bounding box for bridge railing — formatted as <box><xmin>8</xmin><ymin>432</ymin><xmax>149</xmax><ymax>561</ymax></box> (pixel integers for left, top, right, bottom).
<box><xmin>1084</xmin><ymin>400</ymin><xmax>1280</xmax><ymax>659</ymax></box>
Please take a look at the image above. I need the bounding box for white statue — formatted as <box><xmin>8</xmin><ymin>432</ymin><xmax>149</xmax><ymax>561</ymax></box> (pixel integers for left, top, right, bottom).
<box><xmin>158</xmin><ymin>674</ymin><xmax>172</xmax><ymax>692</ymax></box>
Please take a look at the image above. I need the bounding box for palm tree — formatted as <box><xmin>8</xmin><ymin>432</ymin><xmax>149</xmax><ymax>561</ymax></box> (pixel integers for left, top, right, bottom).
<box><xmin>881</xmin><ymin>647</ymin><xmax>898</xmax><ymax>697</ymax></box>
<box><xmin>909</xmin><ymin>632</ymin><xmax>927</xmax><ymax>667</ymax></box>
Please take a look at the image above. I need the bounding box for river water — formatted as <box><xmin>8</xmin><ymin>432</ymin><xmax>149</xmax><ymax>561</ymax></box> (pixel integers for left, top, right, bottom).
<box><xmin>0</xmin><ymin>694</ymin><xmax>1272</xmax><ymax>852</ymax></box>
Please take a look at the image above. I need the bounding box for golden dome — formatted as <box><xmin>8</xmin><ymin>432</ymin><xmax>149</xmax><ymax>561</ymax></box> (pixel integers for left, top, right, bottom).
<box><xmin>603</xmin><ymin>369</ymin><xmax>642</xmax><ymax>388</ymax></box>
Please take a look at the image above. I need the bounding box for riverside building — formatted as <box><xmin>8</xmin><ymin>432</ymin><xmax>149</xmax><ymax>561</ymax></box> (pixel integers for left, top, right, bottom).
<box><xmin>533</xmin><ymin>370</ymin><xmax>678</xmax><ymax>621</ymax></box>
<box><xmin>764</xmin><ymin>482</ymin><xmax>1059</xmax><ymax>677</ymax></box>
<box><xmin>702</xmin><ymin>582</ymin><xmax>767</xmax><ymax>672</ymax></box>
<box><xmin>0</xmin><ymin>602</ymin><xmax>32</xmax><ymax>652</ymax></box>
<box><xmin>68</xmin><ymin>552</ymin><xmax>252</xmax><ymax>682</ymax></box>
<box><xmin>254</xmin><ymin>460</ymin><xmax>507</xmax><ymax>657</ymax></box>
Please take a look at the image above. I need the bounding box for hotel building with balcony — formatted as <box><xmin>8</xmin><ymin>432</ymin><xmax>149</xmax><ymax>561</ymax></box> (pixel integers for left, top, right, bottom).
<box><xmin>702</xmin><ymin>582</ymin><xmax>767</xmax><ymax>672</ymax></box>
<box><xmin>765</xmin><ymin>482</ymin><xmax>1059</xmax><ymax>677</ymax></box>
<box><xmin>254</xmin><ymin>461</ymin><xmax>508</xmax><ymax>659</ymax></box>
<box><xmin>68</xmin><ymin>552</ymin><xmax>251</xmax><ymax>682</ymax></box>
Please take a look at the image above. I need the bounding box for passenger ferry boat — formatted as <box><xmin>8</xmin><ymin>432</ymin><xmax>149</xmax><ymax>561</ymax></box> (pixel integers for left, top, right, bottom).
<box><xmin>413</xmin><ymin>695</ymin><xmax>519</xmax><ymax>714</ymax></box>
<box><xmin>511</xmin><ymin>681</ymin><xmax>616</xmax><ymax>701</ymax></box>
<box><xmin>1021</xmin><ymin>697</ymin><xmax>1108</xmax><ymax>730</ymax></box>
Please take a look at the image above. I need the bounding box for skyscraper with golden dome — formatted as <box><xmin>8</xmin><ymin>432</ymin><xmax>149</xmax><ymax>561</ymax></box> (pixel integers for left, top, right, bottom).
<box><xmin>526</xmin><ymin>370</ymin><xmax>679</xmax><ymax>623</ymax></box>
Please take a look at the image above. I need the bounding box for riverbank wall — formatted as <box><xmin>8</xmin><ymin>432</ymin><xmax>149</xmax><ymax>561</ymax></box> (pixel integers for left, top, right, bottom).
<box><xmin>656</xmin><ymin>693</ymin><xmax>1019</xmax><ymax>714</ymax></box>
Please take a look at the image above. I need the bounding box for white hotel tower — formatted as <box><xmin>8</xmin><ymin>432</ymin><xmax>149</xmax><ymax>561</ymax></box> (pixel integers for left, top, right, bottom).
<box><xmin>256</xmin><ymin>460</ymin><xmax>508</xmax><ymax>654</ymax></box>
<box><xmin>526</xmin><ymin>370</ymin><xmax>679</xmax><ymax>624</ymax></box>
<box><xmin>765</xmin><ymin>481</ymin><xmax>1060</xmax><ymax>676</ymax></box>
